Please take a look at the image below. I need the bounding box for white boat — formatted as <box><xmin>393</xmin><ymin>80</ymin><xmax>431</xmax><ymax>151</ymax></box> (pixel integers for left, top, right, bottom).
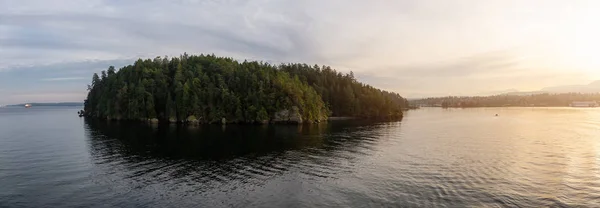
<box><xmin>570</xmin><ymin>101</ymin><xmax>599</xmax><ymax>107</ymax></box>
<box><xmin>24</xmin><ymin>104</ymin><xmax>32</xmax><ymax>108</ymax></box>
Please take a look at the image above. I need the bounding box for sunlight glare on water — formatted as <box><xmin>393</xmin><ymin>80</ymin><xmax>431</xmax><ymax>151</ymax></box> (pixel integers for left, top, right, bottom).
<box><xmin>1</xmin><ymin>107</ymin><xmax>600</xmax><ymax>207</ymax></box>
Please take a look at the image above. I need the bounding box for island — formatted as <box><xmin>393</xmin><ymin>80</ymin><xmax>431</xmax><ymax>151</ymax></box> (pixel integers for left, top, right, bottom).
<box><xmin>83</xmin><ymin>54</ymin><xmax>409</xmax><ymax>124</ymax></box>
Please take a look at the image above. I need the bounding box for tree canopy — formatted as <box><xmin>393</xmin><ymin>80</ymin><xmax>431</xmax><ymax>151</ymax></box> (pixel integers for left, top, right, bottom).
<box><xmin>84</xmin><ymin>54</ymin><xmax>407</xmax><ymax>124</ymax></box>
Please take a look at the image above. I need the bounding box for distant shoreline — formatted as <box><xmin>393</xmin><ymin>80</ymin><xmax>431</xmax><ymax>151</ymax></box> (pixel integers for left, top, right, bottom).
<box><xmin>417</xmin><ymin>106</ymin><xmax>598</xmax><ymax>108</ymax></box>
<box><xmin>7</xmin><ymin>102</ymin><xmax>83</xmax><ymax>107</ymax></box>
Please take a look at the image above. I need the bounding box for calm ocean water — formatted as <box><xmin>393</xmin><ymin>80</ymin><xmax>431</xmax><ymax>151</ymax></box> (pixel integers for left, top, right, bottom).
<box><xmin>1</xmin><ymin>106</ymin><xmax>600</xmax><ymax>207</ymax></box>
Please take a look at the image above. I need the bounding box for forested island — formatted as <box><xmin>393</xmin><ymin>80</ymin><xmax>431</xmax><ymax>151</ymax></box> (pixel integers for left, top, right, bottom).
<box><xmin>413</xmin><ymin>93</ymin><xmax>600</xmax><ymax>108</ymax></box>
<box><xmin>84</xmin><ymin>54</ymin><xmax>408</xmax><ymax>124</ymax></box>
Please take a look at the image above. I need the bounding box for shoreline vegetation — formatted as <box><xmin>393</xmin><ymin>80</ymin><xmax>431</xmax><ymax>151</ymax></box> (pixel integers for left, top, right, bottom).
<box><xmin>83</xmin><ymin>53</ymin><xmax>409</xmax><ymax>124</ymax></box>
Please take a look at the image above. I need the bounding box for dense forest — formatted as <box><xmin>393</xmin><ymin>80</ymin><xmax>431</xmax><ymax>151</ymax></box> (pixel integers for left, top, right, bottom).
<box><xmin>413</xmin><ymin>93</ymin><xmax>600</xmax><ymax>108</ymax></box>
<box><xmin>84</xmin><ymin>54</ymin><xmax>408</xmax><ymax>124</ymax></box>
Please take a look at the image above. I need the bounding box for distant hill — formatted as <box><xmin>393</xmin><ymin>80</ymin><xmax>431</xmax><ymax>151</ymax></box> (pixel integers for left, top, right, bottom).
<box><xmin>484</xmin><ymin>80</ymin><xmax>600</xmax><ymax>96</ymax></box>
<box><xmin>501</xmin><ymin>91</ymin><xmax>547</xmax><ymax>96</ymax></box>
<box><xmin>8</xmin><ymin>102</ymin><xmax>83</xmax><ymax>107</ymax></box>
<box><xmin>540</xmin><ymin>80</ymin><xmax>600</xmax><ymax>93</ymax></box>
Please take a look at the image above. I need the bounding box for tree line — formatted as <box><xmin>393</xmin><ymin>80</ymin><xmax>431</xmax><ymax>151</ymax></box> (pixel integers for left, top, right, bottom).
<box><xmin>84</xmin><ymin>54</ymin><xmax>408</xmax><ymax>124</ymax></box>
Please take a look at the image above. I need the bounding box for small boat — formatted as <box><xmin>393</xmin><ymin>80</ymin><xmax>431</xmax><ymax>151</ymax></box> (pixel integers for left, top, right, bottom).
<box><xmin>24</xmin><ymin>104</ymin><xmax>31</xmax><ymax>108</ymax></box>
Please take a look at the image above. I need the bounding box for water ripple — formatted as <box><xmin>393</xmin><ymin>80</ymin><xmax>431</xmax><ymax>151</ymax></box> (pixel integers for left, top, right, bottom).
<box><xmin>3</xmin><ymin>107</ymin><xmax>600</xmax><ymax>207</ymax></box>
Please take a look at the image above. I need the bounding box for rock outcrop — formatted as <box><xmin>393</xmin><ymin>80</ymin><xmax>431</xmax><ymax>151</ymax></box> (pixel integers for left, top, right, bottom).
<box><xmin>187</xmin><ymin>116</ymin><xmax>199</xmax><ymax>125</ymax></box>
<box><xmin>272</xmin><ymin>106</ymin><xmax>303</xmax><ymax>124</ymax></box>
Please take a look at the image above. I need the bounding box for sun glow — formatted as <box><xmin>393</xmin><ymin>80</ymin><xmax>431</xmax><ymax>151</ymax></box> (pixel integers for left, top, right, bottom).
<box><xmin>550</xmin><ymin>3</ymin><xmax>600</xmax><ymax>77</ymax></box>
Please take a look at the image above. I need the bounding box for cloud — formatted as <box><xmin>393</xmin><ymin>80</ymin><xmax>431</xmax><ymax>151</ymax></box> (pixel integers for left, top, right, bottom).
<box><xmin>0</xmin><ymin>0</ymin><xmax>322</xmax><ymax>68</ymax></box>
<box><xmin>366</xmin><ymin>50</ymin><xmax>524</xmax><ymax>79</ymax></box>
<box><xmin>354</xmin><ymin>50</ymin><xmax>589</xmax><ymax>98</ymax></box>
<box><xmin>0</xmin><ymin>59</ymin><xmax>132</xmax><ymax>104</ymax></box>
<box><xmin>2</xmin><ymin>0</ymin><xmax>600</xmax><ymax>103</ymax></box>
<box><xmin>41</xmin><ymin>77</ymin><xmax>86</xmax><ymax>81</ymax></box>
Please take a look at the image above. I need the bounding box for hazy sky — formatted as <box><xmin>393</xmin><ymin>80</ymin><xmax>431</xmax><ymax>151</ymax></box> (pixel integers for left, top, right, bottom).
<box><xmin>2</xmin><ymin>0</ymin><xmax>600</xmax><ymax>104</ymax></box>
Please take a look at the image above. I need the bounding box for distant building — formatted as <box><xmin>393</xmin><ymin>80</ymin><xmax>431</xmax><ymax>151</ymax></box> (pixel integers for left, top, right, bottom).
<box><xmin>570</xmin><ymin>101</ymin><xmax>599</xmax><ymax>107</ymax></box>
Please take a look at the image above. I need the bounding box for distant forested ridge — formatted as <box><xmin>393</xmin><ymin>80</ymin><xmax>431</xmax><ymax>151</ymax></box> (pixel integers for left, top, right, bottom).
<box><xmin>84</xmin><ymin>54</ymin><xmax>408</xmax><ymax>124</ymax></box>
<box><xmin>412</xmin><ymin>93</ymin><xmax>600</xmax><ymax>108</ymax></box>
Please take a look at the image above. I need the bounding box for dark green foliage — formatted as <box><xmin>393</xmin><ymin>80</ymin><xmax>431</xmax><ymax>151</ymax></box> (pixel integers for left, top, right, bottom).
<box><xmin>84</xmin><ymin>54</ymin><xmax>406</xmax><ymax>123</ymax></box>
<box><xmin>280</xmin><ymin>64</ymin><xmax>408</xmax><ymax>118</ymax></box>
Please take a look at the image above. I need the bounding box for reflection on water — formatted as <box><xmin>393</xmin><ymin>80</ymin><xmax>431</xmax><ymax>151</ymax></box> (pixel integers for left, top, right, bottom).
<box><xmin>86</xmin><ymin>120</ymin><xmax>331</xmax><ymax>160</ymax></box>
<box><xmin>82</xmin><ymin>119</ymin><xmax>397</xmax><ymax>207</ymax></box>
<box><xmin>2</xmin><ymin>107</ymin><xmax>600</xmax><ymax>207</ymax></box>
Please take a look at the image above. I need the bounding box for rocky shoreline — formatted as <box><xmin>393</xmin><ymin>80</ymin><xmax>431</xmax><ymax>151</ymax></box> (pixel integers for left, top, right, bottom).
<box><xmin>84</xmin><ymin>107</ymin><xmax>328</xmax><ymax>125</ymax></box>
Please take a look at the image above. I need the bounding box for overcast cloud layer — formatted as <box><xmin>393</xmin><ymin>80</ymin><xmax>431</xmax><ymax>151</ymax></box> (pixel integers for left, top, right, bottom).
<box><xmin>1</xmin><ymin>0</ymin><xmax>600</xmax><ymax>104</ymax></box>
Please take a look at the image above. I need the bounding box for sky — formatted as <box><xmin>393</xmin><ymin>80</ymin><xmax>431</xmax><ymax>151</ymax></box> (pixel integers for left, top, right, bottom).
<box><xmin>2</xmin><ymin>0</ymin><xmax>600</xmax><ymax>105</ymax></box>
